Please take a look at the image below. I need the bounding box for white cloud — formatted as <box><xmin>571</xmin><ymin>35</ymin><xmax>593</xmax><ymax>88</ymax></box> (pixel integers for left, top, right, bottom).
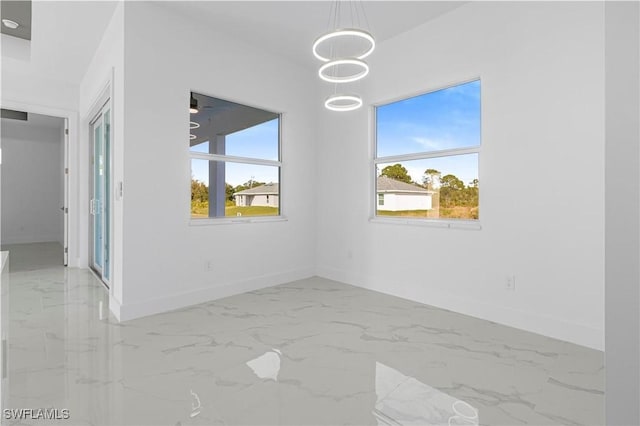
<box><xmin>411</xmin><ymin>137</ymin><xmax>444</xmax><ymax>151</ymax></box>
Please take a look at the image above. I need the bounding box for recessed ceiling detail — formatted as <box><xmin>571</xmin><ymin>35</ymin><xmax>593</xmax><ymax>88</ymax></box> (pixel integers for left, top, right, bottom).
<box><xmin>1</xmin><ymin>108</ymin><xmax>28</xmax><ymax>121</ymax></box>
<box><xmin>0</xmin><ymin>1</ymin><xmax>32</xmax><ymax>41</ymax></box>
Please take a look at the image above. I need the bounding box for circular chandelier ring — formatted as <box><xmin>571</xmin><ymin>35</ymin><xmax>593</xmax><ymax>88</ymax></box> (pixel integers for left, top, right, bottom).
<box><xmin>189</xmin><ymin>134</ymin><xmax>197</xmax><ymax>140</ymax></box>
<box><xmin>319</xmin><ymin>58</ymin><xmax>369</xmax><ymax>84</ymax></box>
<box><xmin>189</xmin><ymin>121</ymin><xmax>200</xmax><ymax>130</ymax></box>
<box><xmin>324</xmin><ymin>94</ymin><xmax>363</xmax><ymax>112</ymax></box>
<box><xmin>312</xmin><ymin>28</ymin><xmax>376</xmax><ymax>62</ymax></box>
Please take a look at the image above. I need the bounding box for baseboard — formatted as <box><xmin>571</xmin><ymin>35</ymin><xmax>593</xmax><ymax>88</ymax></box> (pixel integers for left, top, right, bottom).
<box><xmin>1</xmin><ymin>236</ymin><xmax>63</xmax><ymax>245</ymax></box>
<box><xmin>116</xmin><ymin>267</ymin><xmax>315</xmax><ymax>322</ymax></box>
<box><xmin>316</xmin><ymin>266</ymin><xmax>604</xmax><ymax>351</ymax></box>
<box><xmin>108</xmin><ymin>293</ymin><xmax>122</xmax><ymax>322</ymax></box>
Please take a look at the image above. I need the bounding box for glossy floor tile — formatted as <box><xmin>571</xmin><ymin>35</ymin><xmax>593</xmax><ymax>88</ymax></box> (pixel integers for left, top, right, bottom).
<box><xmin>1</xmin><ymin>244</ymin><xmax>604</xmax><ymax>425</ymax></box>
<box><xmin>0</xmin><ymin>243</ymin><xmax>64</xmax><ymax>272</ymax></box>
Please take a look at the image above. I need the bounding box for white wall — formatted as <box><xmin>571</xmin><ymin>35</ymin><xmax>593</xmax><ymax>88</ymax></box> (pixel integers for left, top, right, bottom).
<box><xmin>316</xmin><ymin>2</ymin><xmax>605</xmax><ymax>349</ymax></box>
<box><xmin>117</xmin><ymin>2</ymin><xmax>317</xmax><ymax>319</ymax></box>
<box><xmin>604</xmin><ymin>1</ymin><xmax>640</xmax><ymax>424</ymax></box>
<box><xmin>1</xmin><ymin>118</ymin><xmax>64</xmax><ymax>245</ymax></box>
<box><xmin>79</xmin><ymin>3</ymin><xmax>125</xmax><ymax>305</ymax></box>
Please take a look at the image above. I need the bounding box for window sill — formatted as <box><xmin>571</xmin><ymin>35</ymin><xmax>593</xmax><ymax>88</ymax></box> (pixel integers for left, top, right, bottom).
<box><xmin>189</xmin><ymin>216</ymin><xmax>288</xmax><ymax>226</ymax></box>
<box><xmin>369</xmin><ymin>216</ymin><xmax>482</xmax><ymax>230</ymax></box>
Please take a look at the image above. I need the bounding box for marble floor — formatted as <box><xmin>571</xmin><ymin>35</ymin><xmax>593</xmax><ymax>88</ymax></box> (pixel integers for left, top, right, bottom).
<box><xmin>0</xmin><ymin>244</ymin><xmax>604</xmax><ymax>425</ymax></box>
<box><xmin>0</xmin><ymin>242</ymin><xmax>64</xmax><ymax>272</ymax></box>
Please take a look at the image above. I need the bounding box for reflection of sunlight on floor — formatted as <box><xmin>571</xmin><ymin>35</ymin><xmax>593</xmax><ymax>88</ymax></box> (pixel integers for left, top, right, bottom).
<box><xmin>374</xmin><ymin>362</ymin><xmax>478</xmax><ymax>426</ymax></box>
<box><xmin>246</xmin><ymin>349</ymin><xmax>282</xmax><ymax>381</ymax></box>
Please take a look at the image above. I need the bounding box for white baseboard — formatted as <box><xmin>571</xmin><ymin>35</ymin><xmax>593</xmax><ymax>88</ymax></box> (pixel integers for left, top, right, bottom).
<box><xmin>108</xmin><ymin>293</ymin><xmax>122</xmax><ymax>322</ymax></box>
<box><xmin>1</xmin><ymin>236</ymin><xmax>63</xmax><ymax>245</ymax></box>
<box><xmin>115</xmin><ymin>267</ymin><xmax>315</xmax><ymax>322</ymax></box>
<box><xmin>316</xmin><ymin>265</ymin><xmax>604</xmax><ymax>351</ymax></box>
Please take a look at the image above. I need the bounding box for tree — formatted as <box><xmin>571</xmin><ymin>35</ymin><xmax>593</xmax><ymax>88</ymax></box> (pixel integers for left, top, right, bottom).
<box><xmin>422</xmin><ymin>168</ymin><xmax>441</xmax><ymax>190</ymax></box>
<box><xmin>440</xmin><ymin>174</ymin><xmax>465</xmax><ymax>191</ymax></box>
<box><xmin>381</xmin><ymin>163</ymin><xmax>412</xmax><ymax>183</ymax></box>
<box><xmin>191</xmin><ymin>179</ymin><xmax>208</xmax><ymax>203</ymax></box>
<box><xmin>233</xmin><ymin>180</ymin><xmax>266</xmax><ymax>194</ymax></box>
<box><xmin>225</xmin><ymin>183</ymin><xmax>235</xmax><ymax>201</ymax></box>
<box><xmin>464</xmin><ymin>179</ymin><xmax>479</xmax><ymax>208</ymax></box>
<box><xmin>439</xmin><ymin>174</ymin><xmax>465</xmax><ymax>207</ymax></box>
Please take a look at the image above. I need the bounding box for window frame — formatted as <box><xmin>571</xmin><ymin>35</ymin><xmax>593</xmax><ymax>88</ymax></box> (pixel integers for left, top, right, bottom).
<box><xmin>371</xmin><ymin>78</ymin><xmax>482</xmax><ymax>230</ymax></box>
<box><xmin>188</xmin><ymin>92</ymin><xmax>285</xmax><ymax>225</ymax></box>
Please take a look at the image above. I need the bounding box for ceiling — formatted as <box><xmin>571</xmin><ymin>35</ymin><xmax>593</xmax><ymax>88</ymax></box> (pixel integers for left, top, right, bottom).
<box><xmin>190</xmin><ymin>92</ymin><xmax>278</xmax><ymax>146</ymax></box>
<box><xmin>1</xmin><ymin>1</ymin><xmax>464</xmax><ymax>89</ymax></box>
<box><xmin>0</xmin><ymin>1</ymin><xmax>32</xmax><ymax>40</ymax></box>
<box><xmin>1</xmin><ymin>111</ymin><xmax>65</xmax><ymax>138</ymax></box>
<box><xmin>1</xmin><ymin>1</ymin><xmax>118</xmax><ymax>85</ymax></box>
<box><xmin>160</xmin><ymin>1</ymin><xmax>465</xmax><ymax>69</ymax></box>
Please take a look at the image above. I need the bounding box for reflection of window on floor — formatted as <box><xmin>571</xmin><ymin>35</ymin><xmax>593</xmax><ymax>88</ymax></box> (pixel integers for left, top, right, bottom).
<box><xmin>246</xmin><ymin>349</ymin><xmax>282</xmax><ymax>381</ymax></box>
<box><xmin>189</xmin><ymin>92</ymin><xmax>281</xmax><ymax>219</ymax></box>
<box><xmin>374</xmin><ymin>362</ymin><xmax>479</xmax><ymax>425</ymax></box>
<box><xmin>374</xmin><ymin>80</ymin><xmax>481</xmax><ymax>221</ymax></box>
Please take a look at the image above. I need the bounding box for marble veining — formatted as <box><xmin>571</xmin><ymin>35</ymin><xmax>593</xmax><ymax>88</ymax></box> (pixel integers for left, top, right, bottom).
<box><xmin>0</xmin><ymin>244</ymin><xmax>604</xmax><ymax>425</ymax></box>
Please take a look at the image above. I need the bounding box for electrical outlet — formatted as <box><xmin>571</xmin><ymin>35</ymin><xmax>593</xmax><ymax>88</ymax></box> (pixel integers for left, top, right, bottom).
<box><xmin>205</xmin><ymin>261</ymin><xmax>214</xmax><ymax>272</ymax></box>
<box><xmin>506</xmin><ymin>275</ymin><xmax>516</xmax><ymax>290</ymax></box>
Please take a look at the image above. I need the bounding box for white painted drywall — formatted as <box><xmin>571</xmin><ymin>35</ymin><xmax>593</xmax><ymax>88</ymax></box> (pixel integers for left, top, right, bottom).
<box><xmin>79</xmin><ymin>3</ymin><xmax>125</xmax><ymax>306</ymax></box>
<box><xmin>604</xmin><ymin>2</ymin><xmax>640</xmax><ymax>424</ymax></box>
<box><xmin>1</xmin><ymin>118</ymin><xmax>64</xmax><ymax>245</ymax></box>
<box><xmin>316</xmin><ymin>2</ymin><xmax>605</xmax><ymax>350</ymax></box>
<box><xmin>117</xmin><ymin>3</ymin><xmax>317</xmax><ymax>318</ymax></box>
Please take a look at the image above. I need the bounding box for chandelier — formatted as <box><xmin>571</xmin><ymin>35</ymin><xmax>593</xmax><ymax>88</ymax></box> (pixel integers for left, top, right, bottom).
<box><xmin>312</xmin><ymin>1</ymin><xmax>375</xmax><ymax>112</ymax></box>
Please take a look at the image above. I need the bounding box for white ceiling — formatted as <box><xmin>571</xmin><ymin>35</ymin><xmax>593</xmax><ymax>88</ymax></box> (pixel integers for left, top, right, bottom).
<box><xmin>160</xmin><ymin>1</ymin><xmax>465</xmax><ymax>69</ymax></box>
<box><xmin>1</xmin><ymin>1</ymin><xmax>118</xmax><ymax>85</ymax></box>
<box><xmin>1</xmin><ymin>1</ymin><xmax>464</xmax><ymax>88</ymax></box>
<box><xmin>1</xmin><ymin>112</ymin><xmax>65</xmax><ymax>137</ymax></box>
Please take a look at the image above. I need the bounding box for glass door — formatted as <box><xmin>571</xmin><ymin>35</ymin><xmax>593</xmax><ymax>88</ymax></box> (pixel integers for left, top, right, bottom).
<box><xmin>90</xmin><ymin>104</ymin><xmax>111</xmax><ymax>287</ymax></box>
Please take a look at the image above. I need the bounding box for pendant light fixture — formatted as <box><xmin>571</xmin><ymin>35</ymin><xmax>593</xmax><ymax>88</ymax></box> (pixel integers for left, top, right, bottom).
<box><xmin>189</xmin><ymin>93</ymin><xmax>199</xmax><ymax>114</ymax></box>
<box><xmin>312</xmin><ymin>28</ymin><xmax>375</xmax><ymax>63</ymax></box>
<box><xmin>324</xmin><ymin>94</ymin><xmax>363</xmax><ymax>112</ymax></box>
<box><xmin>318</xmin><ymin>58</ymin><xmax>369</xmax><ymax>84</ymax></box>
<box><xmin>189</xmin><ymin>92</ymin><xmax>199</xmax><ymax>141</ymax></box>
<box><xmin>312</xmin><ymin>1</ymin><xmax>375</xmax><ymax>112</ymax></box>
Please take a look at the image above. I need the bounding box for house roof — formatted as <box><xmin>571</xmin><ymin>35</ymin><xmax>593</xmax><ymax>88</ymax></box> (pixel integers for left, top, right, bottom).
<box><xmin>377</xmin><ymin>176</ymin><xmax>432</xmax><ymax>194</ymax></box>
<box><xmin>233</xmin><ymin>183</ymin><xmax>279</xmax><ymax>196</ymax></box>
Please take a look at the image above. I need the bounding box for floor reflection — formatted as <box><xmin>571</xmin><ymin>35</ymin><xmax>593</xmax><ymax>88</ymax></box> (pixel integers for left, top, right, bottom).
<box><xmin>246</xmin><ymin>349</ymin><xmax>282</xmax><ymax>381</ymax></box>
<box><xmin>374</xmin><ymin>362</ymin><xmax>478</xmax><ymax>426</ymax></box>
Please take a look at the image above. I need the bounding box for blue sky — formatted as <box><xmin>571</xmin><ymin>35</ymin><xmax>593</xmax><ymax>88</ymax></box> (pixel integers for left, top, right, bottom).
<box><xmin>191</xmin><ymin>119</ymin><xmax>279</xmax><ymax>186</ymax></box>
<box><xmin>376</xmin><ymin>80</ymin><xmax>481</xmax><ymax>184</ymax></box>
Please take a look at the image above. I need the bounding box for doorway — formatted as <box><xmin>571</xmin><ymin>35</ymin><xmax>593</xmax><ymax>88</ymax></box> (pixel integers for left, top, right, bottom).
<box><xmin>0</xmin><ymin>111</ymin><xmax>68</xmax><ymax>270</ymax></box>
<box><xmin>89</xmin><ymin>104</ymin><xmax>111</xmax><ymax>287</ymax></box>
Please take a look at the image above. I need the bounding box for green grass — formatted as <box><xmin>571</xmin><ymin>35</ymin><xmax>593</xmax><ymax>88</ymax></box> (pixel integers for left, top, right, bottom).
<box><xmin>191</xmin><ymin>202</ymin><xmax>278</xmax><ymax>218</ymax></box>
<box><xmin>225</xmin><ymin>206</ymin><xmax>279</xmax><ymax>217</ymax></box>
<box><xmin>377</xmin><ymin>209</ymin><xmax>436</xmax><ymax>218</ymax></box>
<box><xmin>377</xmin><ymin>206</ymin><xmax>478</xmax><ymax>220</ymax></box>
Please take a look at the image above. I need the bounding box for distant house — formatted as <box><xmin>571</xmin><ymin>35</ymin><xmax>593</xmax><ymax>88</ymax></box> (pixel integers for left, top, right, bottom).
<box><xmin>377</xmin><ymin>176</ymin><xmax>433</xmax><ymax>211</ymax></box>
<box><xmin>234</xmin><ymin>183</ymin><xmax>279</xmax><ymax>207</ymax></box>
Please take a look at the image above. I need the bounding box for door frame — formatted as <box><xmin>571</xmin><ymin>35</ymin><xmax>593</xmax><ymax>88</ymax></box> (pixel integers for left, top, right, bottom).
<box><xmin>88</xmin><ymin>103</ymin><xmax>111</xmax><ymax>287</ymax></box>
<box><xmin>0</xmin><ymin>100</ymin><xmax>77</xmax><ymax>266</ymax></box>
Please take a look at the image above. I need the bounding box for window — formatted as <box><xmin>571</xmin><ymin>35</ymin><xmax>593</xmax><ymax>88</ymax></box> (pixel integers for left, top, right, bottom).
<box><xmin>189</xmin><ymin>93</ymin><xmax>281</xmax><ymax>219</ymax></box>
<box><xmin>374</xmin><ymin>80</ymin><xmax>481</xmax><ymax>221</ymax></box>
